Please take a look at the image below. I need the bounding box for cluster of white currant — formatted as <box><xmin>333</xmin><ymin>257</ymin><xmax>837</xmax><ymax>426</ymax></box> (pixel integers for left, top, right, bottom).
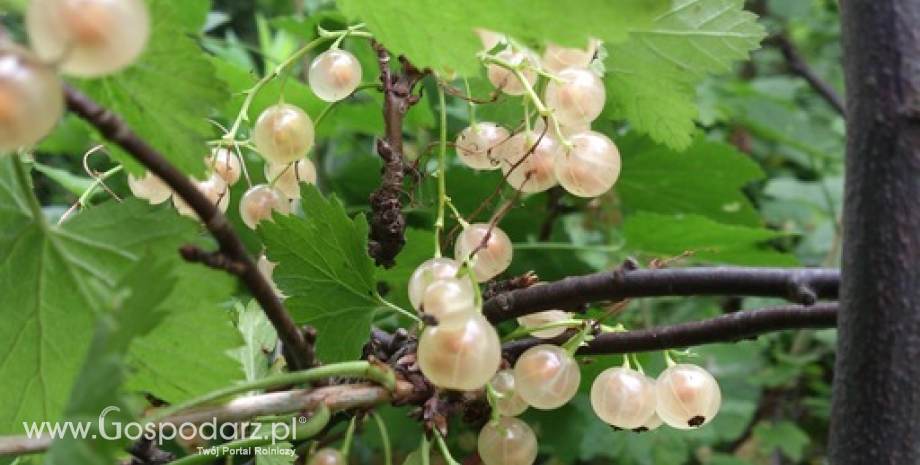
<box><xmin>454</xmin><ymin>35</ymin><xmax>621</xmax><ymax>199</ymax></box>
<box><xmin>0</xmin><ymin>0</ymin><xmax>151</xmax><ymax>152</ymax></box>
<box><xmin>130</xmin><ymin>47</ymin><xmax>365</xmax><ymax>229</ymax></box>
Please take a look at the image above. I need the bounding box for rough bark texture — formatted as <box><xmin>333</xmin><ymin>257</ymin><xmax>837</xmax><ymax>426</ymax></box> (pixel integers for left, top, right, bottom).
<box><xmin>830</xmin><ymin>1</ymin><xmax>920</xmax><ymax>462</ymax></box>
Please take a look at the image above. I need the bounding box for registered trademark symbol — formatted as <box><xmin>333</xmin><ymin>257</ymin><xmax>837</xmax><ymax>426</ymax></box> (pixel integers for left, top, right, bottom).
<box><xmin>298</xmin><ymin>416</ymin><xmax>307</xmax><ymax>424</ymax></box>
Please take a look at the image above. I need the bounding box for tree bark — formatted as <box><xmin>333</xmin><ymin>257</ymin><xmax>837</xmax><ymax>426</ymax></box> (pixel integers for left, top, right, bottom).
<box><xmin>831</xmin><ymin>1</ymin><xmax>920</xmax><ymax>463</ymax></box>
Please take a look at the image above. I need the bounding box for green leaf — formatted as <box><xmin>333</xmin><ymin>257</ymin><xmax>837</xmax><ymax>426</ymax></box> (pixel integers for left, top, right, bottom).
<box><xmin>75</xmin><ymin>0</ymin><xmax>225</xmax><ymax>177</ymax></box>
<box><xmin>605</xmin><ymin>0</ymin><xmax>766</xmax><ymax>149</ymax></box>
<box><xmin>124</xmin><ymin>261</ymin><xmax>243</xmax><ymax>403</ymax></box>
<box><xmin>754</xmin><ymin>421</ymin><xmax>811</xmax><ymax>461</ymax></box>
<box><xmin>31</xmin><ymin>162</ymin><xmax>97</xmax><ymax>198</ymax></box>
<box><xmin>46</xmin><ymin>259</ymin><xmax>175</xmax><ymax>465</ymax></box>
<box><xmin>617</xmin><ymin>133</ymin><xmax>764</xmax><ymax>226</ymax></box>
<box><xmin>0</xmin><ymin>157</ymin><xmax>238</xmax><ymax>432</ymax></box>
<box><xmin>259</xmin><ymin>185</ymin><xmax>379</xmax><ymax>363</ymax></box>
<box><xmin>621</xmin><ymin>213</ymin><xmax>797</xmax><ymax>266</ymax></box>
<box><xmin>333</xmin><ymin>0</ymin><xmax>669</xmax><ymax>75</ymax></box>
<box><xmin>231</xmin><ymin>299</ymin><xmax>279</xmax><ymax>383</ymax></box>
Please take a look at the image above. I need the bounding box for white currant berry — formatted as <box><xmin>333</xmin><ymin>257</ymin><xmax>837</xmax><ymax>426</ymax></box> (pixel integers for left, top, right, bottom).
<box><xmin>128</xmin><ymin>171</ymin><xmax>171</xmax><ymax>205</ymax></box>
<box><xmin>454</xmin><ymin>223</ymin><xmax>513</xmax><ymax>282</ymax></box>
<box><xmin>206</xmin><ymin>148</ymin><xmax>242</xmax><ymax>186</ymax></box>
<box><xmin>544</xmin><ymin>67</ymin><xmax>606</xmax><ymax>126</ymax></box>
<box><xmin>555</xmin><ymin>130</ymin><xmax>621</xmax><ymax>198</ymax></box>
<box><xmin>656</xmin><ymin>364</ymin><xmax>722</xmax><ymax>429</ymax></box>
<box><xmin>253</xmin><ymin>103</ymin><xmax>315</xmax><ymax>164</ymax></box>
<box><xmin>456</xmin><ymin>122</ymin><xmax>509</xmax><ymax>171</ymax></box>
<box><xmin>532</xmin><ymin>116</ymin><xmax>590</xmax><ymax>138</ymax></box>
<box><xmin>421</xmin><ymin>277</ymin><xmax>477</xmax><ymax>330</ymax></box>
<box><xmin>309</xmin><ymin>49</ymin><xmax>363</xmax><ymax>103</ymax></box>
<box><xmin>264</xmin><ymin>159</ymin><xmax>317</xmax><ymax>199</ymax></box>
<box><xmin>239</xmin><ymin>184</ymin><xmax>291</xmax><ymax>229</ymax></box>
<box><xmin>417</xmin><ymin>314</ymin><xmax>501</xmax><ymax>391</ymax></box>
<box><xmin>541</xmin><ymin>39</ymin><xmax>599</xmax><ymax>74</ymax></box>
<box><xmin>174</xmin><ymin>173</ymin><xmax>230</xmax><ymax>219</ymax></box>
<box><xmin>590</xmin><ymin>367</ymin><xmax>657</xmax><ymax>429</ymax></box>
<box><xmin>0</xmin><ymin>45</ymin><xmax>63</xmax><ymax>152</ymax></box>
<box><xmin>487</xmin><ymin>49</ymin><xmax>538</xmax><ymax>96</ymax></box>
<box><xmin>513</xmin><ymin>344</ymin><xmax>581</xmax><ymax>410</ymax></box>
<box><xmin>500</xmin><ymin>131</ymin><xmax>560</xmax><ymax>193</ymax></box>
<box><xmin>477</xmin><ymin>417</ymin><xmax>539</xmax><ymax>465</ymax></box>
<box><xmin>517</xmin><ymin>310</ymin><xmax>569</xmax><ymax>339</ymax></box>
<box><xmin>490</xmin><ymin>369</ymin><xmax>529</xmax><ymax>417</ymax></box>
<box><xmin>307</xmin><ymin>447</ymin><xmax>345</xmax><ymax>465</ymax></box>
<box><xmin>408</xmin><ymin>257</ymin><xmax>465</xmax><ymax>311</ymax></box>
<box><xmin>26</xmin><ymin>0</ymin><xmax>150</xmax><ymax>77</ymax></box>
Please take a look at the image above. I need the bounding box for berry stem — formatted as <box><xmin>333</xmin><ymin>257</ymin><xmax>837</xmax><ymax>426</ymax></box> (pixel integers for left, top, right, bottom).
<box><xmin>340</xmin><ymin>416</ymin><xmax>358</xmax><ymax>458</ymax></box>
<box><xmin>223</xmin><ymin>25</ymin><xmax>372</xmax><ymax>144</ymax></box>
<box><xmin>148</xmin><ymin>361</ymin><xmax>394</xmax><ymax>423</ymax></box>
<box><xmin>377</xmin><ymin>295</ymin><xmax>422</xmax><ymax>323</ymax></box>
<box><xmin>370</xmin><ymin>411</ymin><xmax>393</xmax><ymax>465</ymax></box>
<box><xmin>434</xmin><ymin>83</ymin><xmax>449</xmax><ymax>257</ymax></box>
<box><xmin>434</xmin><ymin>431</ymin><xmax>461</xmax><ymax>465</ymax></box>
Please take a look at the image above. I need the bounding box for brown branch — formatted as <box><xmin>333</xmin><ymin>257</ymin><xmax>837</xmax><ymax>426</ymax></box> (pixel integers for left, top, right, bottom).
<box><xmin>63</xmin><ymin>85</ymin><xmax>316</xmax><ymax>371</ymax></box>
<box><xmin>367</xmin><ymin>41</ymin><xmax>429</xmax><ymax>268</ymax></box>
<box><xmin>501</xmin><ymin>302</ymin><xmax>838</xmax><ymax>360</ymax></box>
<box><xmin>483</xmin><ymin>263</ymin><xmax>839</xmax><ymax>323</ymax></box>
<box><xmin>770</xmin><ymin>33</ymin><xmax>846</xmax><ymax>117</ymax></box>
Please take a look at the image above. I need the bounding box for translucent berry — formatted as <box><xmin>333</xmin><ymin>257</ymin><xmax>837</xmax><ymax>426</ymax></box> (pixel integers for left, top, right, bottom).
<box><xmin>500</xmin><ymin>131</ymin><xmax>560</xmax><ymax>193</ymax></box>
<box><xmin>655</xmin><ymin>364</ymin><xmax>722</xmax><ymax>429</ymax></box>
<box><xmin>590</xmin><ymin>367</ymin><xmax>657</xmax><ymax>429</ymax></box>
<box><xmin>0</xmin><ymin>45</ymin><xmax>63</xmax><ymax>152</ymax></box>
<box><xmin>128</xmin><ymin>171</ymin><xmax>171</xmax><ymax>205</ymax></box>
<box><xmin>541</xmin><ymin>39</ymin><xmax>599</xmax><ymax>74</ymax></box>
<box><xmin>417</xmin><ymin>314</ymin><xmax>501</xmax><ymax>391</ymax></box>
<box><xmin>513</xmin><ymin>344</ymin><xmax>581</xmax><ymax>410</ymax></box>
<box><xmin>490</xmin><ymin>369</ymin><xmax>529</xmax><ymax>417</ymax></box>
<box><xmin>544</xmin><ymin>67</ymin><xmax>606</xmax><ymax>126</ymax></box>
<box><xmin>309</xmin><ymin>49</ymin><xmax>363</xmax><ymax>103</ymax></box>
<box><xmin>253</xmin><ymin>103</ymin><xmax>315</xmax><ymax>164</ymax></box>
<box><xmin>173</xmin><ymin>173</ymin><xmax>230</xmax><ymax>219</ymax></box>
<box><xmin>455</xmin><ymin>122</ymin><xmax>509</xmax><ymax>170</ymax></box>
<box><xmin>477</xmin><ymin>417</ymin><xmax>538</xmax><ymax>465</ymax></box>
<box><xmin>454</xmin><ymin>223</ymin><xmax>513</xmax><ymax>282</ymax></box>
<box><xmin>517</xmin><ymin>310</ymin><xmax>569</xmax><ymax>339</ymax></box>
<box><xmin>408</xmin><ymin>258</ymin><xmax>465</xmax><ymax>311</ymax></box>
<box><xmin>239</xmin><ymin>184</ymin><xmax>291</xmax><ymax>229</ymax></box>
<box><xmin>487</xmin><ymin>49</ymin><xmax>538</xmax><ymax>96</ymax></box>
<box><xmin>421</xmin><ymin>277</ymin><xmax>477</xmax><ymax>330</ymax></box>
<box><xmin>26</xmin><ymin>0</ymin><xmax>150</xmax><ymax>77</ymax></box>
<box><xmin>265</xmin><ymin>159</ymin><xmax>317</xmax><ymax>199</ymax></box>
<box><xmin>307</xmin><ymin>447</ymin><xmax>345</xmax><ymax>465</ymax></box>
<box><xmin>206</xmin><ymin>148</ymin><xmax>242</xmax><ymax>186</ymax></box>
<box><xmin>555</xmin><ymin>130</ymin><xmax>621</xmax><ymax>198</ymax></box>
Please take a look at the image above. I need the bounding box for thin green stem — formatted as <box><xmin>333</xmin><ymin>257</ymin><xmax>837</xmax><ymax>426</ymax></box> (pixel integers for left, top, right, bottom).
<box><xmin>434</xmin><ymin>431</ymin><xmax>462</xmax><ymax>465</ymax></box>
<box><xmin>223</xmin><ymin>25</ymin><xmax>371</xmax><ymax>143</ymax></box>
<box><xmin>463</xmin><ymin>77</ymin><xmax>476</xmax><ymax>127</ymax></box>
<box><xmin>434</xmin><ymin>84</ymin><xmax>450</xmax><ymax>257</ymax></box>
<box><xmin>485</xmin><ymin>382</ymin><xmax>503</xmax><ymax>423</ymax></box>
<box><xmin>371</xmin><ymin>411</ymin><xmax>392</xmax><ymax>465</ymax></box>
<box><xmin>340</xmin><ymin>416</ymin><xmax>358</xmax><ymax>458</ymax></box>
<box><xmin>77</xmin><ymin>165</ymin><xmax>123</xmax><ymax>207</ymax></box>
<box><xmin>561</xmin><ymin>321</ymin><xmax>594</xmax><ymax>356</ymax></box>
<box><xmin>377</xmin><ymin>295</ymin><xmax>421</xmax><ymax>323</ymax></box>
<box><xmin>168</xmin><ymin>404</ymin><xmax>330</xmax><ymax>465</ymax></box>
<box><xmin>149</xmin><ymin>361</ymin><xmax>394</xmax><ymax>422</ymax></box>
<box><xmin>420</xmin><ymin>435</ymin><xmax>431</xmax><ymax>465</ymax></box>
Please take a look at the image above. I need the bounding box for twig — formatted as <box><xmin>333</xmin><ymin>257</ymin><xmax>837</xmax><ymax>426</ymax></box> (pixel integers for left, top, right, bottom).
<box><xmin>367</xmin><ymin>41</ymin><xmax>429</xmax><ymax>268</ymax></box>
<box><xmin>771</xmin><ymin>33</ymin><xmax>846</xmax><ymax>117</ymax></box>
<box><xmin>483</xmin><ymin>264</ymin><xmax>839</xmax><ymax>323</ymax></box>
<box><xmin>501</xmin><ymin>302</ymin><xmax>838</xmax><ymax>360</ymax></box>
<box><xmin>63</xmin><ymin>85</ymin><xmax>316</xmax><ymax>371</ymax></box>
